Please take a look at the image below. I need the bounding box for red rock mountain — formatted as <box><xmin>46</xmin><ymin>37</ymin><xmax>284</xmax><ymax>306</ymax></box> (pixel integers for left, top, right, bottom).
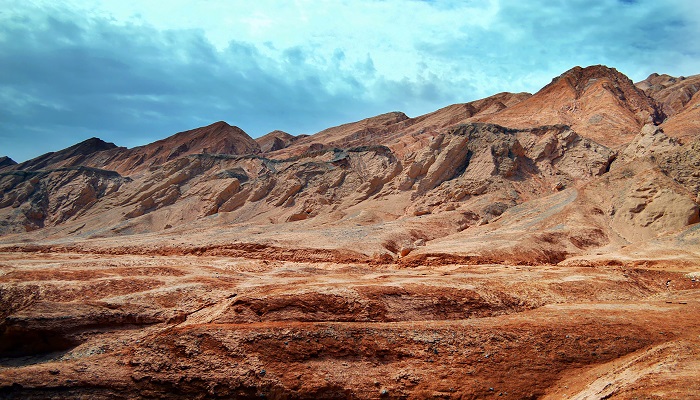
<box><xmin>636</xmin><ymin>72</ymin><xmax>700</xmax><ymax>143</ymax></box>
<box><xmin>477</xmin><ymin>65</ymin><xmax>664</xmax><ymax>147</ymax></box>
<box><xmin>1</xmin><ymin>65</ymin><xmax>697</xmax><ymax>240</ymax></box>
<box><xmin>2</xmin><ymin>121</ymin><xmax>260</xmax><ymax>176</ymax></box>
<box><xmin>255</xmin><ymin>130</ymin><xmax>303</xmax><ymax>153</ymax></box>
<box><xmin>1</xmin><ymin>65</ymin><xmax>699</xmax><ymax>399</ymax></box>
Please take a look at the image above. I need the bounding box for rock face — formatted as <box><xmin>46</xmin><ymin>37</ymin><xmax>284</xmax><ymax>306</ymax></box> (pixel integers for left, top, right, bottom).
<box><xmin>1</xmin><ymin>65</ymin><xmax>700</xmax><ymax>399</ymax></box>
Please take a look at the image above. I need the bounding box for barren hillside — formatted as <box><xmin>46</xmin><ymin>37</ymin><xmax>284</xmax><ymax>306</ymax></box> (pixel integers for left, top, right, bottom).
<box><xmin>1</xmin><ymin>65</ymin><xmax>699</xmax><ymax>399</ymax></box>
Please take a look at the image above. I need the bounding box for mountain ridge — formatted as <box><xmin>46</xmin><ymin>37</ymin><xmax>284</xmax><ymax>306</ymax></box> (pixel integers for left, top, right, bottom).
<box><xmin>1</xmin><ymin>64</ymin><xmax>697</xmax><ymax>251</ymax></box>
<box><xmin>1</xmin><ymin>64</ymin><xmax>700</xmax><ymax>399</ymax></box>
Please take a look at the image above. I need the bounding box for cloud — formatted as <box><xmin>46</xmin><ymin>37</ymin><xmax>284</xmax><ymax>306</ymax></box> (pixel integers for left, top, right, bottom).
<box><xmin>415</xmin><ymin>0</ymin><xmax>700</xmax><ymax>94</ymax></box>
<box><xmin>0</xmin><ymin>4</ymin><xmax>460</xmax><ymax>161</ymax></box>
<box><xmin>0</xmin><ymin>0</ymin><xmax>698</xmax><ymax>162</ymax></box>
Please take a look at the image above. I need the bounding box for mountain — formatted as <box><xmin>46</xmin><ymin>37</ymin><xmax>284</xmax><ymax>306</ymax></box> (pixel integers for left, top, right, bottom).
<box><xmin>636</xmin><ymin>73</ymin><xmax>700</xmax><ymax>143</ymax></box>
<box><xmin>8</xmin><ymin>137</ymin><xmax>120</xmax><ymax>172</ymax></box>
<box><xmin>1</xmin><ymin>65</ymin><xmax>696</xmax><ymax>252</ymax></box>
<box><xmin>1</xmin><ymin>65</ymin><xmax>699</xmax><ymax>399</ymax></box>
<box><xmin>255</xmin><ymin>130</ymin><xmax>302</xmax><ymax>153</ymax></box>
<box><xmin>476</xmin><ymin>65</ymin><xmax>664</xmax><ymax>147</ymax></box>
<box><xmin>0</xmin><ymin>156</ymin><xmax>16</xmax><ymax>169</ymax></box>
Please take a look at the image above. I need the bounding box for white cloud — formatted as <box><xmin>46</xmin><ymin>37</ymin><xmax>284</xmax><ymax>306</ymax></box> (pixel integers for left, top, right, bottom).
<box><xmin>0</xmin><ymin>0</ymin><xmax>698</xmax><ymax>162</ymax></box>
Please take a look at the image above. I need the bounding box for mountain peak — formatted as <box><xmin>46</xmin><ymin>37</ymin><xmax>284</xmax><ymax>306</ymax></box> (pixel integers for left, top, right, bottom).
<box><xmin>476</xmin><ymin>65</ymin><xmax>664</xmax><ymax>147</ymax></box>
<box><xmin>74</xmin><ymin>137</ymin><xmax>118</xmax><ymax>151</ymax></box>
<box><xmin>106</xmin><ymin>121</ymin><xmax>261</xmax><ymax>173</ymax></box>
<box><xmin>208</xmin><ymin>120</ymin><xmax>232</xmax><ymax>129</ymax></box>
<box><xmin>8</xmin><ymin>137</ymin><xmax>118</xmax><ymax>171</ymax></box>
<box><xmin>548</xmin><ymin>65</ymin><xmax>632</xmax><ymax>97</ymax></box>
<box><xmin>256</xmin><ymin>130</ymin><xmax>298</xmax><ymax>153</ymax></box>
<box><xmin>0</xmin><ymin>156</ymin><xmax>17</xmax><ymax>169</ymax></box>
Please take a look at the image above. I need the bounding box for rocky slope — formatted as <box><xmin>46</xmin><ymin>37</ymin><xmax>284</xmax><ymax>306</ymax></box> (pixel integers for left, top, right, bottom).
<box><xmin>637</xmin><ymin>73</ymin><xmax>700</xmax><ymax>144</ymax></box>
<box><xmin>1</xmin><ymin>65</ymin><xmax>699</xmax><ymax>399</ymax></box>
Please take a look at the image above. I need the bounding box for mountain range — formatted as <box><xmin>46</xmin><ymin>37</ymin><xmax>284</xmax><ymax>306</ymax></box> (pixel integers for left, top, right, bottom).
<box><xmin>1</xmin><ymin>65</ymin><xmax>698</xmax><ymax>265</ymax></box>
<box><xmin>1</xmin><ymin>65</ymin><xmax>700</xmax><ymax>399</ymax></box>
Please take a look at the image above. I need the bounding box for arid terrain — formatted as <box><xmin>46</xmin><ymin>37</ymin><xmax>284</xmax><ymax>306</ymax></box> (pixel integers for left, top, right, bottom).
<box><xmin>1</xmin><ymin>65</ymin><xmax>699</xmax><ymax>399</ymax></box>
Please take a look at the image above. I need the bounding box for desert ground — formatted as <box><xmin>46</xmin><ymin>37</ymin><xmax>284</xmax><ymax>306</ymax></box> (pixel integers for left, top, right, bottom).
<box><xmin>1</xmin><ymin>246</ymin><xmax>699</xmax><ymax>399</ymax></box>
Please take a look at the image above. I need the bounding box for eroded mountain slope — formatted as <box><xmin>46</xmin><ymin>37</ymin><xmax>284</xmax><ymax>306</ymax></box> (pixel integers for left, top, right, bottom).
<box><xmin>1</xmin><ymin>64</ymin><xmax>699</xmax><ymax>399</ymax></box>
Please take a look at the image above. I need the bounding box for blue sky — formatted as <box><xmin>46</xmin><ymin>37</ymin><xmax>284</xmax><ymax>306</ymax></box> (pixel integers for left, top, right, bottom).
<box><xmin>1</xmin><ymin>0</ymin><xmax>699</xmax><ymax>162</ymax></box>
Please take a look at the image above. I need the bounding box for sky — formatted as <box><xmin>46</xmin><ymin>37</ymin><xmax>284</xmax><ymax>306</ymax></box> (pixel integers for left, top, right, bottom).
<box><xmin>1</xmin><ymin>0</ymin><xmax>699</xmax><ymax>162</ymax></box>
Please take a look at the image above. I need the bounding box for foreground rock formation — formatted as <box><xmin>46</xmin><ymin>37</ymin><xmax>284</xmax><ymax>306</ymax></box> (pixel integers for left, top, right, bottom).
<box><xmin>1</xmin><ymin>65</ymin><xmax>699</xmax><ymax>398</ymax></box>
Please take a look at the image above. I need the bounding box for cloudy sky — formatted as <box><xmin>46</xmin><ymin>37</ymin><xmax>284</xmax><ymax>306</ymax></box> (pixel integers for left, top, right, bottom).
<box><xmin>1</xmin><ymin>0</ymin><xmax>699</xmax><ymax>162</ymax></box>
